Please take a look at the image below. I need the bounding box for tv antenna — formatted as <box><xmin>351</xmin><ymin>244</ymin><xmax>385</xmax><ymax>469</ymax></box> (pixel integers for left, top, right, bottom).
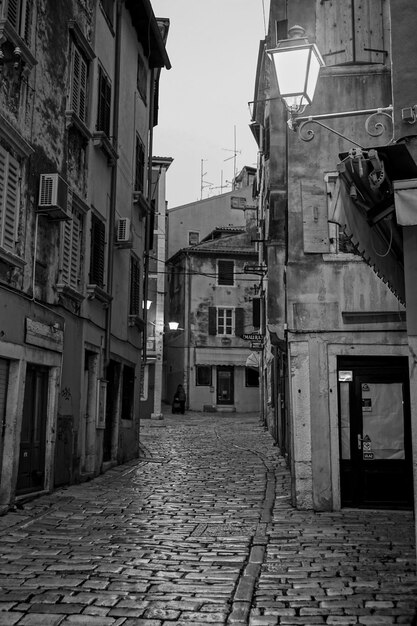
<box><xmin>200</xmin><ymin>159</ymin><xmax>213</xmax><ymax>200</ymax></box>
<box><xmin>223</xmin><ymin>125</ymin><xmax>241</xmax><ymax>189</ymax></box>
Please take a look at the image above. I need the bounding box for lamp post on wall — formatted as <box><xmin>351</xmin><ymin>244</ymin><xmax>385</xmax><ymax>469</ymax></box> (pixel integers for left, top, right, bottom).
<box><xmin>267</xmin><ymin>26</ymin><xmax>395</xmax><ymax>147</ymax></box>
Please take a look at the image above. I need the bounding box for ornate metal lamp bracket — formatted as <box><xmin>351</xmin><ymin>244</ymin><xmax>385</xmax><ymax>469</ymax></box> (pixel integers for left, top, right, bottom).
<box><xmin>288</xmin><ymin>106</ymin><xmax>394</xmax><ymax>148</ymax></box>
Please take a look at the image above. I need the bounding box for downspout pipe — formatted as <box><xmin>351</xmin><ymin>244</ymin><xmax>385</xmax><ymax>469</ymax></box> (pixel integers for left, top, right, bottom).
<box><xmin>142</xmin><ymin>68</ymin><xmax>156</xmax><ymax>367</ymax></box>
<box><xmin>104</xmin><ymin>0</ymin><xmax>122</xmax><ymax>370</ymax></box>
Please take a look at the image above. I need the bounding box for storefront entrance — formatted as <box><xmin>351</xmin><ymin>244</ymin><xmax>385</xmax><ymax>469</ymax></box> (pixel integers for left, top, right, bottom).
<box><xmin>338</xmin><ymin>356</ymin><xmax>413</xmax><ymax>509</ymax></box>
<box><xmin>216</xmin><ymin>366</ymin><xmax>234</xmax><ymax>405</ymax></box>
<box><xmin>16</xmin><ymin>364</ymin><xmax>48</xmax><ymax>495</ymax></box>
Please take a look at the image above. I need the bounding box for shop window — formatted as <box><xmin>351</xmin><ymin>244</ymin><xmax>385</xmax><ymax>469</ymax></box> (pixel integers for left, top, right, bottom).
<box><xmin>196</xmin><ymin>366</ymin><xmax>212</xmax><ymax>386</ymax></box>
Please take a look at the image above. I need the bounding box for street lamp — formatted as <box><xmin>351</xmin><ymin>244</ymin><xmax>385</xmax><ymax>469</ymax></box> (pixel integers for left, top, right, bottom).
<box><xmin>267</xmin><ymin>25</ymin><xmax>324</xmax><ymax>115</ymax></box>
<box><xmin>268</xmin><ymin>26</ymin><xmax>394</xmax><ymax>147</ymax></box>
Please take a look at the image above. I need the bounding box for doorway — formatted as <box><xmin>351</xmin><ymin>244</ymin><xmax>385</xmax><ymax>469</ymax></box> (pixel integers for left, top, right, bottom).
<box><xmin>216</xmin><ymin>366</ymin><xmax>234</xmax><ymax>405</ymax></box>
<box><xmin>17</xmin><ymin>364</ymin><xmax>49</xmax><ymax>494</ymax></box>
<box><xmin>338</xmin><ymin>356</ymin><xmax>413</xmax><ymax>509</ymax></box>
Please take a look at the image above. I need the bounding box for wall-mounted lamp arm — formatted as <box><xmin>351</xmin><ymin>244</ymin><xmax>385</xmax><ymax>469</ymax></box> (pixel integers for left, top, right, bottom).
<box><xmin>288</xmin><ymin>105</ymin><xmax>394</xmax><ymax>146</ymax></box>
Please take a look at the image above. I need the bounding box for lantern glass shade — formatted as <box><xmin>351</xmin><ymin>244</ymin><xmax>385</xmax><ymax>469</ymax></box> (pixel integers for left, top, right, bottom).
<box><xmin>268</xmin><ymin>42</ymin><xmax>324</xmax><ymax>112</ymax></box>
<box><xmin>168</xmin><ymin>321</ymin><xmax>179</xmax><ymax>330</ymax></box>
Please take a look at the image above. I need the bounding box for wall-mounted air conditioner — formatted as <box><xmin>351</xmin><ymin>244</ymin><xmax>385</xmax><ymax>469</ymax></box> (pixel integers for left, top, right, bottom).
<box><xmin>38</xmin><ymin>173</ymin><xmax>71</xmax><ymax>220</ymax></box>
<box><xmin>116</xmin><ymin>217</ymin><xmax>131</xmax><ymax>244</ymax></box>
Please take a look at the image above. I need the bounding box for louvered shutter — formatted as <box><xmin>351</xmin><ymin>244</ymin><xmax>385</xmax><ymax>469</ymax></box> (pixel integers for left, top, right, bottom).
<box><xmin>6</xmin><ymin>0</ymin><xmax>19</xmax><ymax>30</ymax></box>
<box><xmin>218</xmin><ymin>260</ymin><xmax>234</xmax><ymax>285</ymax></box>
<box><xmin>130</xmin><ymin>257</ymin><xmax>140</xmax><ymax>315</ymax></box>
<box><xmin>22</xmin><ymin>0</ymin><xmax>32</xmax><ymax>43</ymax></box>
<box><xmin>0</xmin><ymin>147</ymin><xmax>19</xmax><ymax>253</ymax></box>
<box><xmin>90</xmin><ymin>215</ymin><xmax>105</xmax><ymax>287</ymax></box>
<box><xmin>70</xmin><ymin>213</ymin><xmax>81</xmax><ymax>289</ymax></box>
<box><xmin>252</xmin><ymin>298</ymin><xmax>261</xmax><ymax>329</ymax></box>
<box><xmin>61</xmin><ymin>219</ymin><xmax>72</xmax><ymax>285</ymax></box>
<box><xmin>97</xmin><ymin>67</ymin><xmax>111</xmax><ymax>136</ymax></box>
<box><xmin>71</xmin><ymin>46</ymin><xmax>88</xmax><ymax>123</ymax></box>
<box><xmin>208</xmin><ymin>307</ymin><xmax>217</xmax><ymax>335</ymax></box>
<box><xmin>235</xmin><ymin>308</ymin><xmax>245</xmax><ymax>337</ymax></box>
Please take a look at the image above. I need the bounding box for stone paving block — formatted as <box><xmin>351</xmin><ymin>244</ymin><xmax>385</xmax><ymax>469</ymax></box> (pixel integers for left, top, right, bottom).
<box><xmin>0</xmin><ymin>612</ymin><xmax>23</xmax><ymax>625</ymax></box>
<box><xmin>18</xmin><ymin>614</ymin><xmax>64</xmax><ymax>625</ymax></box>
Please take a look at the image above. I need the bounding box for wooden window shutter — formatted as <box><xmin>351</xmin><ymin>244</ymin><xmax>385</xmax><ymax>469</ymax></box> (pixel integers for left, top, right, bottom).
<box><xmin>235</xmin><ymin>308</ymin><xmax>245</xmax><ymax>337</ymax></box>
<box><xmin>130</xmin><ymin>256</ymin><xmax>140</xmax><ymax>315</ymax></box>
<box><xmin>218</xmin><ymin>260</ymin><xmax>234</xmax><ymax>285</ymax></box>
<box><xmin>354</xmin><ymin>0</ymin><xmax>386</xmax><ymax>64</ymax></box>
<box><xmin>0</xmin><ymin>147</ymin><xmax>19</xmax><ymax>253</ymax></box>
<box><xmin>317</xmin><ymin>1</ymin><xmax>353</xmax><ymax>65</ymax></box>
<box><xmin>6</xmin><ymin>0</ymin><xmax>19</xmax><ymax>30</ymax></box>
<box><xmin>71</xmin><ymin>46</ymin><xmax>88</xmax><ymax>123</ymax></box>
<box><xmin>208</xmin><ymin>307</ymin><xmax>217</xmax><ymax>335</ymax></box>
<box><xmin>90</xmin><ymin>215</ymin><xmax>105</xmax><ymax>286</ymax></box>
<box><xmin>252</xmin><ymin>298</ymin><xmax>261</xmax><ymax>329</ymax></box>
<box><xmin>97</xmin><ymin>67</ymin><xmax>111</xmax><ymax>136</ymax></box>
<box><xmin>301</xmin><ymin>182</ymin><xmax>330</xmax><ymax>254</ymax></box>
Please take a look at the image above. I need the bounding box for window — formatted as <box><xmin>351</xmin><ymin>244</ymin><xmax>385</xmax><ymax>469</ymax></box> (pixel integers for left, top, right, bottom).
<box><xmin>218</xmin><ymin>260</ymin><xmax>234</xmax><ymax>286</ymax></box>
<box><xmin>317</xmin><ymin>0</ymin><xmax>387</xmax><ymax>66</ymax></box>
<box><xmin>325</xmin><ymin>173</ymin><xmax>360</xmax><ymax>256</ymax></box>
<box><xmin>0</xmin><ymin>146</ymin><xmax>19</xmax><ymax>254</ymax></box>
<box><xmin>208</xmin><ymin>306</ymin><xmax>244</xmax><ymax>336</ymax></box>
<box><xmin>245</xmin><ymin>367</ymin><xmax>259</xmax><ymax>387</ymax></box>
<box><xmin>70</xmin><ymin>43</ymin><xmax>88</xmax><ymax>124</ymax></box>
<box><xmin>217</xmin><ymin>308</ymin><xmax>233</xmax><ymax>335</ymax></box>
<box><xmin>121</xmin><ymin>365</ymin><xmax>135</xmax><ymax>420</ymax></box>
<box><xmin>5</xmin><ymin>0</ymin><xmax>32</xmax><ymax>43</ymax></box>
<box><xmin>135</xmin><ymin>135</ymin><xmax>145</xmax><ymax>193</ymax></box>
<box><xmin>89</xmin><ymin>214</ymin><xmax>105</xmax><ymax>287</ymax></box>
<box><xmin>130</xmin><ymin>255</ymin><xmax>141</xmax><ymax>316</ymax></box>
<box><xmin>196</xmin><ymin>366</ymin><xmax>212</xmax><ymax>386</ymax></box>
<box><xmin>137</xmin><ymin>53</ymin><xmax>147</xmax><ymax>103</ymax></box>
<box><xmin>60</xmin><ymin>200</ymin><xmax>83</xmax><ymax>291</ymax></box>
<box><xmin>97</xmin><ymin>65</ymin><xmax>112</xmax><ymax>136</ymax></box>
<box><xmin>231</xmin><ymin>196</ymin><xmax>246</xmax><ymax>209</ymax></box>
<box><xmin>252</xmin><ymin>297</ymin><xmax>261</xmax><ymax>329</ymax></box>
<box><xmin>188</xmin><ymin>231</ymin><xmax>199</xmax><ymax>246</ymax></box>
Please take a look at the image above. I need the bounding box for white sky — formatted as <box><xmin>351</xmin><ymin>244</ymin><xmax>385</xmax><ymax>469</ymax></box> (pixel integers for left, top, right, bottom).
<box><xmin>151</xmin><ymin>1</ymin><xmax>269</xmax><ymax>208</ymax></box>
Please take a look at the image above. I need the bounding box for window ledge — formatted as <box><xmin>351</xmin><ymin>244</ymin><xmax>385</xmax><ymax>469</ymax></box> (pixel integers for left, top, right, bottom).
<box><xmin>0</xmin><ymin>19</ymin><xmax>37</xmax><ymax>71</ymax></box>
<box><xmin>92</xmin><ymin>131</ymin><xmax>118</xmax><ymax>165</ymax></box>
<box><xmin>132</xmin><ymin>190</ymin><xmax>150</xmax><ymax>216</ymax></box>
<box><xmin>128</xmin><ymin>314</ymin><xmax>145</xmax><ymax>330</ymax></box>
<box><xmin>0</xmin><ymin>246</ymin><xmax>25</xmax><ymax>269</ymax></box>
<box><xmin>56</xmin><ymin>283</ymin><xmax>85</xmax><ymax>303</ymax></box>
<box><xmin>0</xmin><ymin>113</ymin><xmax>33</xmax><ymax>157</ymax></box>
<box><xmin>87</xmin><ymin>284</ymin><xmax>112</xmax><ymax>306</ymax></box>
<box><xmin>322</xmin><ymin>253</ymin><xmax>364</xmax><ymax>262</ymax></box>
<box><xmin>65</xmin><ymin>111</ymin><xmax>91</xmax><ymax>143</ymax></box>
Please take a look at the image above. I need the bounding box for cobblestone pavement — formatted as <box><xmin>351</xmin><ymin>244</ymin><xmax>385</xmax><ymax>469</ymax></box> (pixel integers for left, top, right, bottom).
<box><xmin>0</xmin><ymin>409</ymin><xmax>416</xmax><ymax>626</ymax></box>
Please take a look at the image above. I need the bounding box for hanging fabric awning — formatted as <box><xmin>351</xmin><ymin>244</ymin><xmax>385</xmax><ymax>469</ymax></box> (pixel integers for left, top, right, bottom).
<box><xmin>245</xmin><ymin>352</ymin><xmax>261</xmax><ymax>369</ymax></box>
<box><xmin>330</xmin><ymin>177</ymin><xmax>406</xmax><ymax>304</ymax></box>
<box><xmin>393</xmin><ymin>179</ymin><xmax>417</xmax><ymax>225</ymax></box>
<box><xmin>195</xmin><ymin>347</ymin><xmax>251</xmax><ymax>366</ymax></box>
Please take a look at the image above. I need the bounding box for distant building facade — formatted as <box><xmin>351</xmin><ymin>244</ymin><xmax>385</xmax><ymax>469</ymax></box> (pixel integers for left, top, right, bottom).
<box><xmin>165</xmin><ymin>216</ymin><xmax>261</xmax><ymax>413</ymax></box>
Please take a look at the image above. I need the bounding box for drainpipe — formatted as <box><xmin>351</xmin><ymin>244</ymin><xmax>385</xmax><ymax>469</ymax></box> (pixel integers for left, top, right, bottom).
<box><xmin>104</xmin><ymin>0</ymin><xmax>122</xmax><ymax>370</ymax></box>
<box><xmin>142</xmin><ymin>68</ymin><xmax>156</xmax><ymax>369</ymax></box>
<box><xmin>185</xmin><ymin>250</ymin><xmax>191</xmax><ymax>407</ymax></box>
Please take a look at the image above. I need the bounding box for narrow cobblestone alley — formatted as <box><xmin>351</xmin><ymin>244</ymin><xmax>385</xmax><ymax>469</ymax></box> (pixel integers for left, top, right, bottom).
<box><xmin>0</xmin><ymin>410</ymin><xmax>416</xmax><ymax>626</ymax></box>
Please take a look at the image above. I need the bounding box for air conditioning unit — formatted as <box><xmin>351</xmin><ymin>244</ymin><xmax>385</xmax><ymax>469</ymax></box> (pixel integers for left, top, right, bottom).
<box><xmin>38</xmin><ymin>173</ymin><xmax>70</xmax><ymax>220</ymax></box>
<box><xmin>116</xmin><ymin>217</ymin><xmax>131</xmax><ymax>244</ymax></box>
